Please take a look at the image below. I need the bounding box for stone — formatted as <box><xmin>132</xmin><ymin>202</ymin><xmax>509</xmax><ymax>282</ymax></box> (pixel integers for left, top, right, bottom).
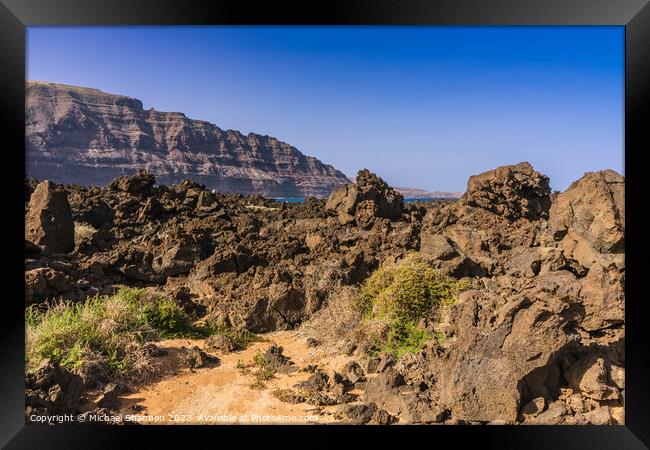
<box><xmin>179</xmin><ymin>346</ymin><xmax>219</xmax><ymax>369</ymax></box>
<box><xmin>355</xmin><ymin>200</ymin><xmax>378</xmax><ymax>230</ymax></box>
<box><xmin>109</xmin><ymin>170</ymin><xmax>156</xmax><ymax>195</ymax></box>
<box><xmin>325</xmin><ymin>169</ymin><xmax>404</xmax><ymax>224</ymax></box>
<box><xmin>520</xmin><ymin>397</ymin><xmax>546</xmax><ymax>417</ymax></box>
<box><xmin>548</xmin><ymin>170</ymin><xmax>624</xmax><ymax>254</ymax></box>
<box><xmin>340</xmin><ymin>361</ymin><xmax>366</xmax><ymax>385</ymax></box>
<box><xmin>343</xmin><ymin>402</ymin><xmax>378</xmax><ymax>424</ymax></box>
<box><xmin>205</xmin><ymin>334</ymin><xmax>237</xmax><ymax>353</ymax></box>
<box><xmin>25</xmin><ymin>181</ymin><xmax>74</xmax><ymax>253</ymax></box>
<box><xmin>25</xmin><ymin>267</ymin><xmax>71</xmax><ymax>305</ymax></box>
<box><xmin>463</xmin><ymin>162</ymin><xmax>551</xmax><ymax>221</ymax></box>
<box><xmin>583</xmin><ymin>406</ymin><xmax>611</xmax><ymax>425</ymax></box>
<box><xmin>609</xmin><ymin>365</ymin><xmax>625</xmax><ymax>389</ymax></box>
<box><xmin>564</xmin><ymin>355</ymin><xmax>619</xmax><ymax>401</ymax></box>
<box><xmin>25</xmin><ymin>359</ymin><xmax>84</xmax><ymax>418</ymax></box>
<box><xmin>295</xmin><ymin>370</ymin><xmax>329</xmax><ymax>393</ymax></box>
<box><xmin>420</xmin><ymin>234</ymin><xmax>458</xmax><ymax>260</ymax></box>
<box><xmin>529</xmin><ymin>401</ymin><xmax>567</xmax><ymax>425</ymax></box>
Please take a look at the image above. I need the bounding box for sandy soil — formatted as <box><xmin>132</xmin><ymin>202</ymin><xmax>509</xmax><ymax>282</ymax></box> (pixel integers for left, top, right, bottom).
<box><xmin>115</xmin><ymin>331</ymin><xmax>358</xmax><ymax>425</ymax></box>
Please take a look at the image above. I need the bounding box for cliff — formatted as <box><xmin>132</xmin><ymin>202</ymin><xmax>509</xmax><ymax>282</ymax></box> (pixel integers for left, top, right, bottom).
<box><xmin>26</xmin><ymin>81</ymin><xmax>350</xmax><ymax>198</ymax></box>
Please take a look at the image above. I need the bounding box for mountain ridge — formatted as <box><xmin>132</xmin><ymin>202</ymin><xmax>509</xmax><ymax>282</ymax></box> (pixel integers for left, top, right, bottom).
<box><xmin>26</xmin><ymin>81</ymin><xmax>350</xmax><ymax>198</ymax></box>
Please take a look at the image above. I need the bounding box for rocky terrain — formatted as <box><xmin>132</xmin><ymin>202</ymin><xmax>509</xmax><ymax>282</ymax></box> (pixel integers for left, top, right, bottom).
<box><xmin>24</xmin><ymin>161</ymin><xmax>624</xmax><ymax>425</ymax></box>
<box><xmin>26</xmin><ymin>81</ymin><xmax>350</xmax><ymax>198</ymax></box>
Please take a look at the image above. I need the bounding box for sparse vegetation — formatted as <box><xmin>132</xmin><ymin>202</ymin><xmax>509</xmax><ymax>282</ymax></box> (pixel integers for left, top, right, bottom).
<box><xmin>236</xmin><ymin>359</ymin><xmax>251</xmax><ymax>375</ymax></box>
<box><xmin>248</xmin><ymin>348</ymin><xmax>275</xmax><ymax>390</ymax></box>
<box><xmin>25</xmin><ymin>288</ymin><xmax>213</xmax><ymax>382</ymax></box>
<box><xmin>360</xmin><ymin>253</ymin><xmax>468</xmax><ymax>357</ymax></box>
<box><xmin>73</xmin><ymin>222</ymin><xmax>96</xmax><ymax>244</ymax></box>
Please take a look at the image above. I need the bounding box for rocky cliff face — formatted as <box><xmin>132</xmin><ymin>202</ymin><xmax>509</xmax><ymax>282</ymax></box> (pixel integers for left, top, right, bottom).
<box><xmin>26</xmin><ymin>81</ymin><xmax>350</xmax><ymax>198</ymax></box>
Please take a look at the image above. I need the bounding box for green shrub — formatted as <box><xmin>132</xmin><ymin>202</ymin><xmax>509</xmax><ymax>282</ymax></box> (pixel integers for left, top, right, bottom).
<box><xmin>25</xmin><ymin>288</ymin><xmax>208</xmax><ymax>381</ymax></box>
<box><xmin>360</xmin><ymin>253</ymin><xmax>467</xmax><ymax>357</ymax></box>
<box><xmin>141</xmin><ymin>297</ymin><xmax>194</xmax><ymax>338</ymax></box>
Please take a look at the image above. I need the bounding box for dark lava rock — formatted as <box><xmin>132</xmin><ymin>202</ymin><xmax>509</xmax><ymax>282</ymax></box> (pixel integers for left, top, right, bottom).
<box><xmin>262</xmin><ymin>345</ymin><xmax>294</xmax><ymax>373</ymax></box>
<box><xmin>25</xmin><ymin>180</ymin><xmax>74</xmax><ymax>253</ymax></box>
<box><xmin>179</xmin><ymin>346</ymin><xmax>219</xmax><ymax>369</ymax></box>
<box><xmin>295</xmin><ymin>370</ymin><xmax>329</xmax><ymax>392</ymax></box>
<box><xmin>205</xmin><ymin>334</ymin><xmax>237</xmax><ymax>353</ymax></box>
<box><xmin>343</xmin><ymin>402</ymin><xmax>378</xmax><ymax>424</ymax></box>
<box><xmin>25</xmin><ymin>359</ymin><xmax>84</xmax><ymax>419</ymax></box>
<box><xmin>463</xmin><ymin>161</ymin><xmax>551</xmax><ymax>221</ymax></box>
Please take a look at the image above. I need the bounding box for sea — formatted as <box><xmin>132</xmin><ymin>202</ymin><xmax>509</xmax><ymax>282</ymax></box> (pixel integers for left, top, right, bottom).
<box><xmin>272</xmin><ymin>197</ymin><xmax>453</xmax><ymax>203</ymax></box>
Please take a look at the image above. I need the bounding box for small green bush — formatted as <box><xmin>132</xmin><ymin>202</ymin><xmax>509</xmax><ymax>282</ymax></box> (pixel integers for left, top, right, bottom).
<box><xmin>141</xmin><ymin>297</ymin><xmax>194</xmax><ymax>338</ymax></box>
<box><xmin>360</xmin><ymin>253</ymin><xmax>467</xmax><ymax>357</ymax></box>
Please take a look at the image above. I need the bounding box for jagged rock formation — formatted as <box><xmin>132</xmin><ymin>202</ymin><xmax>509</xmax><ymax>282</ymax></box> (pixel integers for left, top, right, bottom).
<box><xmin>26</xmin><ymin>81</ymin><xmax>350</xmax><ymax>198</ymax></box>
<box><xmin>325</xmin><ymin>169</ymin><xmax>405</xmax><ymax>226</ymax></box>
<box><xmin>364</xmin><ymin>163</ymin><xmax>625</xmax><ymax>425</ymax></box>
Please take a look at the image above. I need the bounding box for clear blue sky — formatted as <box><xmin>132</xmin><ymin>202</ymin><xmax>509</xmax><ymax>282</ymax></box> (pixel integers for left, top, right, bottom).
<box><xmin>27</xmin><ymin>26</ymin><xmax>624</xmax><ymax>192</ymax></box>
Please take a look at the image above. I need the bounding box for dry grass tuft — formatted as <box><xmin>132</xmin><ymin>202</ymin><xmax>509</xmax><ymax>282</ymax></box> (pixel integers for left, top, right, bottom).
<box><xmin>74</xmin><ymin>222</ymin><xmax>96</xmax><ymax>244</ymax></box>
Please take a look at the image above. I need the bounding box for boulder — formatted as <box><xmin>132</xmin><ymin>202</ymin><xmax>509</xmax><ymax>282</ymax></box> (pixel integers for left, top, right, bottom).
<box><xmin>205</xmin><ymin>334</ymin><xmax>237</xmax><ymax>353</ymax></box>
<box><xmin>325</xmin><ymin>169</ymin><xmax>404</xmax><ymax>225</ymax></box>
<box><xmin>462</xmin><ymin>161</ymin><xmax>551</xmax><ymax>221</ymax></box>
<box><xmin>548</xmin><ymin>170</ymin><xmax>624</xmax><ymax>258</ymax></box>
<box><xmin>342</xmin><ymin>402</ymin><xmax>378</xmax><ymax>424</ymax></box>
<box><xmin>564</xmin><ymin>355</ymin><xmax>619</xmax><ymax>401</ymax></box>
<box><xmin>179</xmin><ymin>346</ymin><xmax>219</xmax><ymax>369</ymax></box>
<box><xmin>420</xmin><ymin>234</ymin><xmax>458</xmax><ymax>260</ymax></box>
<box><xmin>109</xmin><ymin>170</ymin><xmax>155</xmax><ymax>195</ymax></box>
<box><xmin>355</xmin><ymin>200</ymin><xmax>378</xmax><ymax>230</ymax></box>
<box><xmin>340</xmin><ymin>361</ymin><xmax>366</xmax><ymax>385</ymax></box>
<box><xmin>25</xmin><ymin>181</ymin><xmax>74</xmax><ymax>253</ymax></box>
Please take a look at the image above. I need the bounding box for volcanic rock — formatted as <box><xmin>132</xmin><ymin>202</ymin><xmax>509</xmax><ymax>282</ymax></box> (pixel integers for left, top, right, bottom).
<box><xmin>547</xmin><ymin>170</ymin><xmax>624</xmax><ymax>270</ymax></box>
<box><xmin>179</xmin><ymin>346</ymin><xmax>219</xmax><ymax>369</ymax></box>
<box><xmin>325</xmin><ymin>169</ymin><xmax>404</xmax><ymax>225</ymax></box>
<box><xmin>25</xmin><ymin>359</ymin><xmax>84</xmax><ymax>419</ymax></box>
<box><xmin>25</xmin><ymin>180</ymin><xmax>75</xmax><ymax>253</ymax></box>
<box><xmin>462</xmin><ymin>161</ymin><xmax>551</xmax><ymax>221</ymax></box>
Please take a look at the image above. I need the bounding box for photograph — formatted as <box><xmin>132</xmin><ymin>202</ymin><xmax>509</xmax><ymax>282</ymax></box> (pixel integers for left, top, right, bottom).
<box><xmin>22</xmin><ymin>24</ymin><xmax>626</xmax><ymax>427</ymax></box>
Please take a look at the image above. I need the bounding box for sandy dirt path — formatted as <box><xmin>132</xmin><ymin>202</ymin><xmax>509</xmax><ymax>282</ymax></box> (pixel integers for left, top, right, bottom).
<box><xmin>116</xmin><ymin>331</ymin><xmax>357</xmax><ymax>425</ymax></box>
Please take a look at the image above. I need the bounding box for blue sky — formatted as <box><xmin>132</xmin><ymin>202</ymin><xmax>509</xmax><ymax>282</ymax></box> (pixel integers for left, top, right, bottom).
<box><xmin>27</xmin><ymin>26</ymin><xmax>624</xmax><ymax>192</ymax></box>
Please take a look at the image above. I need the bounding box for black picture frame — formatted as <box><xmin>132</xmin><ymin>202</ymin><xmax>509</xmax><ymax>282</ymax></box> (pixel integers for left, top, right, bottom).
<box><xmin>2</xmin><ymin>0</ymin><xmax>648</xmax><ymax>448</ymax></box>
